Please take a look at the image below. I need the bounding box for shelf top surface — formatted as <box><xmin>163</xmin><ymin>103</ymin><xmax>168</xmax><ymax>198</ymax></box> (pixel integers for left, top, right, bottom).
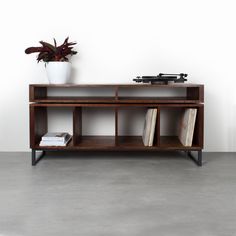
<box><xmin>30</xmin><ymin>83</ymin><xmax>204</xmax><ymax>88</ymax></box>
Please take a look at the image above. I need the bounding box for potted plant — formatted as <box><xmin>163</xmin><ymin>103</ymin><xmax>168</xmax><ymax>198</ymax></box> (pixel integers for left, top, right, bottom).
<box><xmin>25</xmin><ymin>37</ymin><xmax>77</xmax><ymax>84</ymax></box>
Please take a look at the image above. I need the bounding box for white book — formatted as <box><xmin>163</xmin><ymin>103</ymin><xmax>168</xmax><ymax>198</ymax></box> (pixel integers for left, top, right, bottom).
<box><xmin>41</xmin><ymin>132</ymin><xmax>69</xmax><ymax>141</ymax></box>
<box><xmin>178</xmin><ymin>109</ymin><xmax>197</xmax><ymax>146</ymax></box>
<box><xmin>142</xmin><ymin>109</ymin><xmax>154</xmax><ymax>146</ymax></box>
<box><xmin>40</xmin><ymin>135</ymin><xmax>72</xmax><ymax>146</ymax></box>
<box><xmin>148</xmin><ymin>109</ymin><xmax>157</xmax><ymax>146</ymax></box>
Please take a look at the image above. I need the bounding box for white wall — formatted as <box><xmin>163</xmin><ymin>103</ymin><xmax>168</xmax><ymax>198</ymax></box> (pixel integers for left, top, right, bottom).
<box><xmin>0</xmin><ymin>0</ymin><xmax>235</xmax><ymax>151</ymax></box>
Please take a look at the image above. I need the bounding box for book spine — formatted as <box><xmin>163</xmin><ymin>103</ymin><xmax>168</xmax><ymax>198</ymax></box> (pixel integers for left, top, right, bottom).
<box><xmin>40</xmin><ymin>143</ymin><xmax>66</xmax><ymax>146</ymax></box>
<box><xmin>40</xmin><ymin>136</ymin><xmax>72</xmax><ymax>147</ymax></box>
<box><xmin>42</xmin><ymin>137</ymin><xmax>65</xmax><ymax>141</ymax></box>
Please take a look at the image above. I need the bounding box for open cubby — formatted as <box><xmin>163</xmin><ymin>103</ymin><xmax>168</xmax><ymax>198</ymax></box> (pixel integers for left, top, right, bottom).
<box><xmin>73</xmin><ymin>107</ymin><xmax>116</xmax><ymax>148</ymax></box>
<box><xmin>30</xmin><ymin>84</ymin><xmax>204</xmax><ymax>166</ymax></box>
<box><xmin>117</xmin><ymin>107</ymin><xmax>158</xmax><ymax>147</ymax></box>
<box><xmin>30</xmin><ymin>106</ymin><xmax>74</xmax><ymax>149</ymax></box>
<box><xmin>159</xmin><ymin>105</ymin><xmax>203</xmax><ymax>149</ymax></box>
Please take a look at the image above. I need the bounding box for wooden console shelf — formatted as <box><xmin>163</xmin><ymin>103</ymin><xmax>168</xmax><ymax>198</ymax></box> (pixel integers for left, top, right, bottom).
<box><xmin>29</xmin><ymin>83</ymin><xmax>204</xmax><ymax>166</ymax></box>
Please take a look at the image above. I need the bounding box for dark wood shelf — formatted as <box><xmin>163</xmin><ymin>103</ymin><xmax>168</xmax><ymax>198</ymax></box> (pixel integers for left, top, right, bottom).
<box><xmin>30</xmin><ymin>83</ymin><xmax>204</xmax><ymax>165</ymax></box>
<box><xmin>32</xmin><ymin>96</ymin><xmax>199</xmax><ymax>104</ymax></box>
<box><xmin>30</xmin><ymin>84</ymin><xmax>204</xmax><ymax>103</ymax></box>
<box><xmin>30</xmin><ymin>83</ymin><xmax>203</xmax><ymax>88</ymax></box>
<box><xmin>30</xmin><ymin>103</ymin><xmax>203</xmax><ymax>108</ymax></box>
<box><xmin>33</xmin><ymin>135</ymin><xmax>201</xmax><ymax>151</ymax></box>
<box><xmin>76</xmin><ymin>136</ymin><xmax>116</xmax><ymax>148</ymax></box>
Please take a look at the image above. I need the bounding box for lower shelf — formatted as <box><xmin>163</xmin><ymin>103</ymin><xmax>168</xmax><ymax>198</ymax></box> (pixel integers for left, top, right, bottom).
<box><xmin>33</xmin><ymin>135</ymin><xmax>202</xmax><ymax>151</ymax></box>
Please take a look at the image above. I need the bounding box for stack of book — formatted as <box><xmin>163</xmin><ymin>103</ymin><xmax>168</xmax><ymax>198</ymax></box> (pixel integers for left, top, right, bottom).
<box><xmin>39</xmin><ymin>132</ymin><xmax>72</xmax><ymax>146</ymax></box>
<box><xmin>142</xmin><ymin>108</ymin><xmax>157</xmax><ymax>146</ymax></box>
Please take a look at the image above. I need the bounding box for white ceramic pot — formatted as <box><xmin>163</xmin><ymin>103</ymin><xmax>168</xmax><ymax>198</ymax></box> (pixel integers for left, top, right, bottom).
<box><xmin>46</xmin><ymin>61</ymin><xmax>71</xmax><ymax>84</ymax></box>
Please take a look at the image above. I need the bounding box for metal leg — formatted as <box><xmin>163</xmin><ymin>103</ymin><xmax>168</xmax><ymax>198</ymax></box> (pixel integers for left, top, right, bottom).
<box><xmin>187</xmin><ymin>150</ymin><xmax>203</xmax><ymax>166</ymax></box>
<box><xmin>32</xmin><ymin>149</ymin><xmax>45</xmax><ymax>166</ymax></box>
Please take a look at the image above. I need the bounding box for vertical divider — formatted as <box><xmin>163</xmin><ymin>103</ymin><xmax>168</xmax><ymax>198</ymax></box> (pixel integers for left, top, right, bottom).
<box><xmin>115</xmin><ymin>85</ymin><xmax>119</xmax><ymax>101</ymax></box>
<box><xmin>73</xmin><ymin>107</ymin><xmax>82</xmax><ymax>146</ymax></box>
<box><xmin>193</xmin><ymin>105</ymin><xmax>204</xmax><ymax>148</ymax></box>
<box><xmin>30</xmin><ymin>106</ymin><xmax>47</xmax><ymax>148</ymax></box>
<box><xmin>115</xmin><ymin>107</ymin><xmax>118</xmax><ymax>146</ymax></box>
<box><xmin>115</xmin><ymin>86</ymin><xmax>119</xmax><ymax>146</ymax></box>
<box><xmin>156</xmin><ymin>106</ymin><xmax>160</xmax><ymax>147</ymax></box>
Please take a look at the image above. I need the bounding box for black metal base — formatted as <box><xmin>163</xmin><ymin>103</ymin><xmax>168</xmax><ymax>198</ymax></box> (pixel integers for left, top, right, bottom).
<box><xmin>31</xmin><ymin>149</ymin><xmax>203</xmax><ymax>166</ymax></box>
<box><xmin>187</xmin><ymin>150</ymin><xmax>203</xmax><ymax>166</ymax></box>
<box><xmin>32</xmin><ymin>149</ymin><xmax>45</xmax><ymax>166</ymax></box>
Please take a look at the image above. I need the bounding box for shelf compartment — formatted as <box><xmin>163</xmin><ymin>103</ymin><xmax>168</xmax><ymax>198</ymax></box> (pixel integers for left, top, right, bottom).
<box><xmin>73</xmin><ymin>107</ymin><xmax>116</xmax><ymax>146</ymax></box>
<box><xmin>117</xmin><ymin>107</ymin><xmax>159</xmax><ymax>147</ymax></box>
<box><xmin>30</xmin><ymin>85</ymin><xmax>117</xmax><ymax>103</ymax></box>
<box><xmin>30</xmin><ymin>106</ymin><xmax>73</xmax><ymax>148</ymax></box>
<box><xmin>33</xmin><ymin>96</ymin><xmax>117</xmax><ymax>103</ymax></box>
<box><xmin>117</xmin><ymin>107</ymin><xmax>146</xmax><ymax>136</ymax></box>
<box><xmin>159</xmin><ymin>105</ymin><xmax>204</xmax><ymax>148</ymax></box>
<box><xmin>30</xmin><ymin>84</ymin><xmax>204</xmax><ymax>103</ymax></box>
<box><xmin>117</xmin><ymin>96</ymin><xmax>200</xmax><ymax>103</ymax></box>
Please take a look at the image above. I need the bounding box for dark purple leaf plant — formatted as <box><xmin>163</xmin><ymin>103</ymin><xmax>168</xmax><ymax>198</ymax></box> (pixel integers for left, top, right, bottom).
<box><xmin>25</xmin><ymin>37</ymin><xmax>77</xmax><ymax>63</ymax></box>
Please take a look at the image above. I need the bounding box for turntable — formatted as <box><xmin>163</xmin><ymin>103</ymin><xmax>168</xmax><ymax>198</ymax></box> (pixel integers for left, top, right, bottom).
<box><xmin>133</xmin><ymin>73</ymin><xmax>188</xmax><ymax>84</ymax></box>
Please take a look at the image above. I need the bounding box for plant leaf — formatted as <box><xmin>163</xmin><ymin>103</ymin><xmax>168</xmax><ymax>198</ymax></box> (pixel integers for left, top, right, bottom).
<box><xmin>39</xmin><ymin>41</ymin><xmax>56</xmax><ymax>52</ymax></box>
<box><xmin>53</xmin><ymin>38</ymin><xmax>57</xmax><ymax>47</ymax></box>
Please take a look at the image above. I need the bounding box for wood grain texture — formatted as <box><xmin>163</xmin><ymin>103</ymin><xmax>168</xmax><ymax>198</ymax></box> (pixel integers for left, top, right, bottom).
<box><xmin>30</xmin><ymin>106</ymin><xmax>47</xmax><ymax>148</ymax></box>
<box><xmin>73</xmin><ymin>107</ymin><xmax>82</xmax><ymax>145</ymax></box>
<box><xmin>29</xmin><ymin>85</ymin><xmax>47</xmax><ymax>102</ymax></box>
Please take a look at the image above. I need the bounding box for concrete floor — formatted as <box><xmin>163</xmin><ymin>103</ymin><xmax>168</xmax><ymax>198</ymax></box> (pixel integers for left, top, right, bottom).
<box><xmin>0</xmin><ymin>152</ymin><xmax>236</xmax><ymax>236</ymax></box>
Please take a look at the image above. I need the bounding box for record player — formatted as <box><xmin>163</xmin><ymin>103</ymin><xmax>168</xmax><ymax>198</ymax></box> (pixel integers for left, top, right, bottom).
<box><xmin>133</xmin><ymin>73</ymin><xmax>188</xmax><ymax>84</ymax></box>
